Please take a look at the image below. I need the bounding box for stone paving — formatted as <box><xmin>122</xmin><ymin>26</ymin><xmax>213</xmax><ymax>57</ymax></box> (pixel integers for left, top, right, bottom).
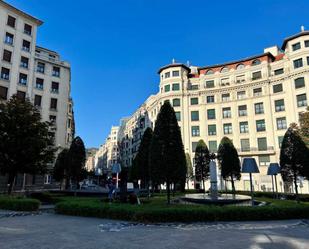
<box><xmin>0</xmin><ymin>213</ymin><xmax>308</xmax><ymax>249</ymax></box>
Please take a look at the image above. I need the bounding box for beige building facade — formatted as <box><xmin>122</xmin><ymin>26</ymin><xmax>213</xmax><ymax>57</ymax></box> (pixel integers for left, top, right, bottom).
<box><xmin>0</xmin><ymin>1</ymin><xmax>73</xmax><ymax>189</ymax></box>
<box><xmin>102</xmin><ymin>29</ymin><xmax>309</xmax><ymax>193</ymax></box>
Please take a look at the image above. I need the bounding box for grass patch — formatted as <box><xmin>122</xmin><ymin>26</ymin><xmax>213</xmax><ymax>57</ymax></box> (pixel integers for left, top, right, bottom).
<box><xmin>55</xmin><ymin>195</ymin><xmax>309</xmax><ymax>223</ymax></box>
<box><xmin>0</xmin><ymin>196</ymin><xmax>40</xmax><ymax>211</ymax></box>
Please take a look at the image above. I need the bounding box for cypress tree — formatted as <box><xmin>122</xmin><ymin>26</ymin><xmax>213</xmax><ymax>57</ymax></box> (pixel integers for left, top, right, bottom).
<box><xmin>149</xmin><ymin>102</ymin><xmax>186</xmax><ymax>204</ymax></box>
<box><xmin>185</xmin><ymin>153</ymin><xmax>194</xmax><ymax>190</ymax></box>
<box><xmin>53</xmin><ymin>148</ymin><xmax>69</xmax><ymax>190</ymax></box>
<box><xmin>217</xmin><ymin>137</ymin><xmax>241</xmax><ymax>194</ymax></box>
<box><xmin>194</xmin><ymin>139</ymin><xmax>210</xmax><ymax>192</ymax></box>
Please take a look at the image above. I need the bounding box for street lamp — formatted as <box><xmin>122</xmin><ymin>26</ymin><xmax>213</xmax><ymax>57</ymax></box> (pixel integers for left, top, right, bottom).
<box><xmin>241</xmin><ymin>158</ymin><xmax>260</xmax><ymax>206</ymax></box>
<box><xmin>267</xmin><ymin>163</ymin><xmax>280</xmax><ymax>198</ymax></box>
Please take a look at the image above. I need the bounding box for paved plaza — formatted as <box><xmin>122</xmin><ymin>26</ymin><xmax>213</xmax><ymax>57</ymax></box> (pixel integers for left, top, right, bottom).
<box><xmin>0</xmin><ymin>213</ymin><xmax>308</xmax><ymax>249</ymax></box>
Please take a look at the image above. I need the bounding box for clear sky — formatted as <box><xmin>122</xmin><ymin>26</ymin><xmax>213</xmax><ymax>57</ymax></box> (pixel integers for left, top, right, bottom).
<box><xmin>6</xmin><ymin>0</ymin><xmax>309</xmax><ymax>148</ymax></box>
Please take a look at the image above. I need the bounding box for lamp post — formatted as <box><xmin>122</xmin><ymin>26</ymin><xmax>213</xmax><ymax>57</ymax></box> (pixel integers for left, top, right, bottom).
<box><xmin>267</xmin><ymin>163</ymin><xmax>280</xmax><ymax>198</ymax></box>
<box><xmin>241</xmin><ymin>158</ymin><xmax>259</xmax><ymax>206</ymax></box>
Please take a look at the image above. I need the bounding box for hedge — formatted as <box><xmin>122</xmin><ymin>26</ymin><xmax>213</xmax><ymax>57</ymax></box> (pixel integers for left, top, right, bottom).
<box><xmin>55</xmin><ymin>199</ymin><xmax>309</xmax><ymax>223</ymax></box>
<box><xmin>0</xmin><ymin>196</ymin><xmax>40</xmax><ymax>211</ymax></box>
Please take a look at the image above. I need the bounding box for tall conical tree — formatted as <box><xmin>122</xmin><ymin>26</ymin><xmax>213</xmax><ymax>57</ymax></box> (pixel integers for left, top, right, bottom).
<box><xmin>185</xmin><ymin>153</ymin><xmax>194</xmax><ymax>190</ymax></box>
<box><xmin>131</xmin><ymin>127</ymin><xmax>153</xmax><ymax>188</ymax></box>
<box><xmin>194</xmin><ymin>140</ymin><xmax>210</xmax><ymax>192</ymax></box>
<box><xmin>280</xmin><ymin>126</ymin><xmax>309</xmax><ymax>201</ymax></box>
<box><xmin>53</xmin><ymin>148</ymin><xmax>69</xmax><ymax>190</ymax></box>
<box><xmin>149</xmin><ymin>102</ymin><xmax>186</xmax><ymax>204</ymax></box>
<box><xmin>217</xmin><ymin>137</ymin><xmax>241</xmax><ymax>194</ymax></box>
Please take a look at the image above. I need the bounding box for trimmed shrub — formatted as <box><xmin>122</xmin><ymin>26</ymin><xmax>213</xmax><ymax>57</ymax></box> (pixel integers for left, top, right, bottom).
<box><xmin>0</xmin><ymin>196</ymin><xmax>40</xmax><ymax>211</ymax></box>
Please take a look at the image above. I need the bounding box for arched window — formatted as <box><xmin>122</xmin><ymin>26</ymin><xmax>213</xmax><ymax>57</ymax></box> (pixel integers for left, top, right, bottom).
<box><xmin>236</xmin><ymin>64</ymin><xmax>245</xmax><ymax>70</ymax></box>
<box><xmin>252</xmin><ymin>59</ymin><xmax>261</xmax><ymax>66</ymax></box>
<box><xmin>205</xmin><ymin>69</ymin><xmax>214</xmax><ymax>75</ymax></box>
<box><xmin>220</xmin><ymin>67</ymin><xmax>229</xmax><ymax>73</ymax></box>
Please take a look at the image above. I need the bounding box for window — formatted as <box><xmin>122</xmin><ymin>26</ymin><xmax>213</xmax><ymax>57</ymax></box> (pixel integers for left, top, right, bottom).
<box><xmin>35</xmin><ymin>78</ymin><xmax>44</xmax><ymax>89</ymax></box>
<box><xmin>191</xmin><ymin>126</ymin><xmax>200</xmax><ymax>136</ymax></box>
<box><xmin>172</xmin><ymin>98</ymin><xmax>180</xmax><ymax>107</ymax></box>
<box><xmin>221</xmin><ymin>67</ymin><xmax>229</xmax><ymax>73</ymax></box>
<box><xmin>293</xmin><ymin>58</ymin><xmax>303</xmax><ymax>69</ymax></box>
<box><xmin>205</xmin><ymin>80</ymin><xmax>215</xmax><ymax>88</ymax></box>
<box><xmin>305</xmin><ymin>40</ymin><xmax>309</xmax><ymax>47</ymax></box>
<box><xmin>51</xmin><ymin>82</ymin><xmax>59</xmax><ymax>93</ymax></box>
<box><xmin>207</xmin><ymin>95</ymin><xmax>215</xmax><ymax>103</ymax></box>
<box><xmin>207</xmin><ymin>109</ymin><xmax>216</xmax><ymax>119</ymax></box>
<box><xmin>273</xmin><ymin>84</ymin><xmax>283</xmax><ymax>93</ymax></box>
<box><xmin>292</xmin><ymin>42</ymin><xmax>301</xmax><ymax>51</ymax></box>
<box><xmin>256</xmin><ymin>119</ymin><xmax>266</xmax><ymax>132</ymax></box>
<box><xmin>277</xmin><ymin>117</ymin><xmax>287</xmax><ymax>130</ymax></box>
<box><xmin>191</xmin><ymin>111</ymin><xmax>199</xmax><ymax>121</ymax></box>
<box><xmin>222</xmin><ymin>93</ymin><xmax>230</xmax><ymax>101</ymax></box>
<box><xmin>165</xmin><ymin>72</ymin><xmax>170</xmax><ymax>78</ymax></box>
<box><xmin>252</xmin><ymin>71</ymin><xmax>262</xmax><ymax>80</ymax></box>
<box><xmin>208</xmin><ymin>124</ymin><xmax>216</xmax><ymax>136</ymax></box>
<box><xmin>164</xmin><ymin>85</ymin><xmax>170</xmax><ymax>92</ymax></box>
<box><xmin>278</xmin><ymin>136</ymin><xmax>284</xmax><ymax>148</ymax></box>
<box><xmin>238</xmin><ymin>105</ymin><xmax>247</xmax><ymax>116</ymax></box>
<box><xmin>274</xmin><ymin>68</ymin><xmax>284</xmax><ymax>75</ymax></box>
<box><xmin>172</xmin><ymin>71</ymin><xmax>179</xmax><ymax>77</ymax></box>
<box><xmin>307</xmin><ymin>56</ymin><xmax>309</xmax><ymax>65</ymax></box>
<box><xmin>239</xmin><ymin>122</ymin><xmax>249</xmax><ymax>133</ymax></box>
<box><xmin>223</xmin><ymin>123</ymin><xmax>232</xmax><ymax>134</ymax></box>
<box><xmin>19</xmin><ymin>73</ymin><xmax>27</xmax><ymax>85</ymax></box>
<box><xmin>7</xmin><ymin>15</ymin><xmax>16</xmax><ymax>28</ymax></box>
<box><xmin>175</xmin><ymin>111</ymin><xmax>181</xmax><ymax>121</ymax></box>
<box><xmin>20</xmin><ymin>56</ymin><xmax>29</xmax><ymax>68</ymax></box>
<box><xmin>50</xmin><ymin>98</ymin><xmax>58</xmax><ymax>110</ymax></box>
<box><xmin>236</xmin><ymin>64</ymin><xmax>245</xmax><ymax>70</ymax></box>
<box><xmin>34</xmin><ymin>95</ymin><xmax>42</xmax><ymax>107</ymax></box>
<box><xmin>2</xmin><ymin>50</ymin><xmax>12</xmax><ymax>62</ymax></box>
<box><xmin>275</xmin><ymin>99</ymin><xmax>285</xmax><ymax>112</ymax></box>
<box><xmin>191</xmin><ymin>97</ymin><xmax>198</xmax><ymax>105</ymax></box>
<box><xmin>50</xmin><ymin>115</ymin><xmax>57</xmax><ymax>124</ymax></box>
<box><xmin>252</xmin><ymin>59</ymin><xmax>261</xmax><ymax>66</ymax></box>
<box><xmin>0</xmin><ymin>86</ymin><xmax>8</xmax><ymax>100</ymax></box>
<box><xmin>237</xmin><ymin>91</ymin><xmax>246</xmax><ymax>99</ymax></box>
<box><xmin>297</xmin><ymin>94</ymin><xmax>307</xmax><ymax>107</ymax></box>
<box><xmin>192</xmin><ymin>142</ymin><xmax>198</xmax><ymax>152</ymax></box>
<box><xmin>221</xmin><ymin>78</ymin><xmax>230</xmax><ymax>86</ymax></box>
<box><xmin>22</xmin><ymin>40</ymin><xmax>30</xmax><ymax>52</ymax></box>
<box><xmin>255</xmin><ymin>102</ymin><xmax>264</xmax><ymax>114</ymax></box>
<box><xmin>52</xmin><ymin>67</ymin><xmax>60</xmax><ymax>77</ymax></box>
<box><xmin>253</xmin><ymin>87</ymin><xmax>262</xmax><ymax>96</ymax></box>
<box><xmin>1</xmin><ymin>67</ymin><xmax>10</xmax><ymax>80</ymax></box>
<box><xmin>258</xmin><ymin>137</ymin><xmax>267</xmax><ymax>151</ymax></box>
<box><xmin>222</xmin><ymin>107</ymin><xmax>231</xmax><ymax>118</ymax></box>
<box><xmin>236</xmin><ymin>74</ymin><xmax>245</xmax><ymax>83</ymax></box>
<box><xmin>37</xmin><ymin>62</ymin><xmax>45</xmax><ymax>73</ymax></box>
<box><xmin>209</xmin><ymin>141</ymin><xmax>217</xmax><ymax>153</ymax></box>
<box><xmin>172</xmin><ymin>83</ymin><xmax>180</xmax><ymax>91</ymax></box>
<box><xmin>16</xmin><ymin>91</ymin><xmax>26</xmax><ymax>101</ymax></box>
<box><xmin>205</xmin><ymin>70</ymin><xmax>214</xmax><ymax>75</ymax></box>
<box><xmin>241</xmin><ymin>139</ymin><xmax>250</xmax><ymax>152</ymax></box>
<box><xmin>24</xmin><ymin>24</ymin><xmax>32</xmax><ymax>35</ymax></box>
<box><xmin>5</xmin><ymin>32</ymin><xmax>14</xmax><ymax>45</ymax></box>
<box><xmin>295</xmin><ymin>77</ymin><xmax>305</xmax><ymax>89</ymax></box>
<box><xmin>259</xmin><ymin>156</ymin><xmax>270</xmax><ymax>167</ymax></box>
<box><xmin>190</xmin><ymin>85</ymin><xmax>199</xmax><ymax>90</ymax></box>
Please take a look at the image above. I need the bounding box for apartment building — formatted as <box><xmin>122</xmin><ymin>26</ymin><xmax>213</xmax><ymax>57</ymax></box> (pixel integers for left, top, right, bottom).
<box><xmin>101</xmin><ymin>28</ymin><xmax>309</xmax><ymax>193</ymax></box>
<box><xmin>0</xmin><ymin>1</ymin><xmax>73</xmax><ymax>190</ymax></box>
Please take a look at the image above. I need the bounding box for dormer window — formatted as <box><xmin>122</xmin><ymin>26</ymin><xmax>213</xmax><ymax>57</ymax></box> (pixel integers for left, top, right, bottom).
<box><xmin>236</xmin><ymin>64</ymin><xmax>245</xmax><ymax>70</ymax></box>
<box><xmin>205</xmin><ymin>70</ymin><xmax>214</xmax><ymax>75</ymax></box>
<box><xmin>252</xmin><ymin>59</ymin><xmax>261</xmax><ymax>66</ymax></box>
<box><xmin>220</xmin><ymin>67</ymin><xmax>229</xmax><ymax>73</ymax></box>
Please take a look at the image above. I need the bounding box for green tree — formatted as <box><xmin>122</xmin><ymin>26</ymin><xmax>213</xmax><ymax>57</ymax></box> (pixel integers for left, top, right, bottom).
<box><xmin>194</xmin><ymin>140</ymin><xmax>210</xmax><ymax>192</ymax></box>
<box><xmin>185</xmin><ymin>153</ymin><xmax>194</xmax><ymax>190</ymax></box>
<box><xmin>67</xmin><ymin>136</ymin><xmax>86</xmax><ymax>190</ymax></box>
<box><xmin>131</xmin><ymin>128</ymin><xmax>153</xmax><ymax>188</ymax></box>
<box><xmin>299</xmin><ymin>107</ymin><xmax>309</xmax><ymax>146</ymax></box>
<box><xmin>53</xmin><ymin>148</ymin><xmax>69</xmax><ymax>190</ymax></box>
<box><xmin>149</xmin><ymin>102</ymin><xmax>186</xmax><ymax>204</ymax></box>
<box><xmin>0</xmin><ymin>95</ymin><xmax>56</xmax><ymax>194</ymax></box>
<box><xmin>217</xmin><ymin>137</ymin><xmax>241</xmax><ymax>194</ymax></box>
<box><xmin>280</xmin><ymin>126</ymin><xmax>309</xmax><ymax>201</ymax></box>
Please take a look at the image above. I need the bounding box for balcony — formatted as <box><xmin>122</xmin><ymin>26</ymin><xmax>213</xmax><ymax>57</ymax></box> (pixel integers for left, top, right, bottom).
<box><xmin>237</xmin><ymin>146</ymin><xmax>275</xmax><ymax>155</ymax></box>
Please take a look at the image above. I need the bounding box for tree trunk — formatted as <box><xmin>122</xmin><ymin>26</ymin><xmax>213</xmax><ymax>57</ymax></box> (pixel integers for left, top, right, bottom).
<box><xmin>166</xmin><ymin>179</ymin><xmax>170</xmax><ymax>204</ymax></box>
<box><xmin>7</xmin><ymin>173</ymin><xmax>16</xmax><ymax>195</ymax></box>
<box><xmin>231</xmin><ymin>175</ymin><xmax>236</xmax><ymax>196</ymax></box>
<box><xmin>293</xmin><ymin>173</ymin><xmax>299</xmax><ymax>203</ymax></box>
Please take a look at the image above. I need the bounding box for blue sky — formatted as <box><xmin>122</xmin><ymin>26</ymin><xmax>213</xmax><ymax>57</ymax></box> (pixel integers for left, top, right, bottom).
<box><xmin>6</xmin><ymin>0</ymin><xmax>309</xmax><ymax>148</ymax></box>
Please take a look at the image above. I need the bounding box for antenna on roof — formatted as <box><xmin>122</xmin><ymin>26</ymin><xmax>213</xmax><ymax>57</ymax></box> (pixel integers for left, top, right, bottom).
<box><xmin>301</xmin><ymin>25</ymin><xmax>305</xmax><ymax>32</ymax></box>
<box><xmin>172</xmin><ymin>58</ymin><xmax>176</xmax><ymax>64</ymax></box>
